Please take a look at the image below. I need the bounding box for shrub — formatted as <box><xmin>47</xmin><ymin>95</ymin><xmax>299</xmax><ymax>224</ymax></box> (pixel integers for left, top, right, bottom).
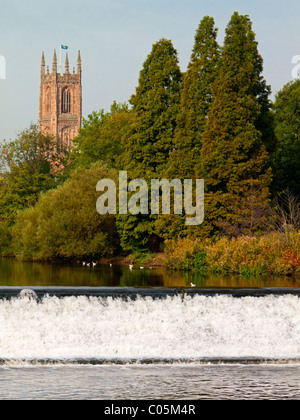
<box><xmin>206</xmin><ymin>232</ymin><xmax>300</xmax><ymax>276</ymax></box>
<box><xmin>193</xmin><ymin>252</ymin><xmax>208</xmax><ymax>271</ymax></box>
<box><xmin>165</xmin><ymin>237</ymin><xmax>208</xmax><ymax>270</ymax></box>
<box><xmin>165</xmin><ymin>232</ymin><xmax>300</xmax><ymax>276</ymax></box>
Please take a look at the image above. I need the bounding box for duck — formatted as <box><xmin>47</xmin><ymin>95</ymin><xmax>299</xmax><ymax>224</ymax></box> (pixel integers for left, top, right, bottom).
<box><xmin>190</xmin><ymin>283</ymin><xmax>196</xmax><ymax>288</ymax></box>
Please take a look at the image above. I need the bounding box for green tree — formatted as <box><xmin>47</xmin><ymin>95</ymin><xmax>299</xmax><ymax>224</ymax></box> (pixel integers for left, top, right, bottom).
<box><xmin>13</xmin><ymin>163</ymin><xmax>119</xmax><ymax>261</ymax></box>
<box><xmin>169</xmin><ymin>16</ymin><xmax>220</xmax><ymax>179</ymax></box>
<box><xmin>156</xmin><ymin>17</ymin><xmax>220</xmax><ymax>240</ymax></box>
<box><xmin>0</xmin><ymin>124</ymin><xmax>66</xmax><ymax>223</ymax></box>
<box><xmin>272</xmin><ymin>79</ymin><xmax>300</xmax><ymax>197</ymax></box>
<box><xmin>118</xmin><ymin>38</ymin><xmax>183</xmax><ymax>252</ymax></box>
<box><xmin>71</xmin><ymin>102</ymin><xmax>132</xmax><ymax>170</ymax></box>
<box><xmin>0</xmin><ymin>124</ymin><xmax>67</xmax><ymax>254</ymax></box>
<box><xmin>120</xmin><ymin>38</ymin><xmax>183</xmax><ymax>179</ymax></box>
<box><xmin>200</xmin><ymin>12</ymin><xmax>272</xmax><ymax>235</ymax></box>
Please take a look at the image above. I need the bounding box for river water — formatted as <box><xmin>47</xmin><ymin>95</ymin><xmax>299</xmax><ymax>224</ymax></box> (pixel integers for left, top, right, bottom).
<box><xmin>0</xmin><ymin>258</ymin><xmax>299</xmax><ymax>400</ymax></box>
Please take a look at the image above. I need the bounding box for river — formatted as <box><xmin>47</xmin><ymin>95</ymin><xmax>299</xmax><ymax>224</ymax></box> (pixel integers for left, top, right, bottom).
<box><xmin>0</xmin><ymin>258</ymin><xmax>299</xmax><ymax>400</ymax></box>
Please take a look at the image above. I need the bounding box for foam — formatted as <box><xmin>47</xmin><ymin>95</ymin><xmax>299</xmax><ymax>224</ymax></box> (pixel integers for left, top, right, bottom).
<box><xmin>0</xmin><ymin>294</ymin><xmax>299</xmax><ymax>361</ymax></box>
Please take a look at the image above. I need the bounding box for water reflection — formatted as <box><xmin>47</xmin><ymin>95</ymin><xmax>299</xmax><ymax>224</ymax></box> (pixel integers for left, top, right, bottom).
<box><xmin>0</xmin><ymin>258</ymin><xmax>299</xmax><ymax>288</ymax></box>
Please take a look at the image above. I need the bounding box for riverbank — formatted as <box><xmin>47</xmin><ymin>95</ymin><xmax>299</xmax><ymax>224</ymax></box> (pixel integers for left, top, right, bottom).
<box><xmin>164</xmin><ymin>232</ymin><xmax>300</xmax><ymax>277</ymax></box>
<box><xmin>2</xmin><ymin>231</ymin><xmax>300</xmax><ymax>278</ymax></box>
<box><xmin>98</xmin><ymin>231</ymin><xmax>300</xmax><ymax>278</ymax></box>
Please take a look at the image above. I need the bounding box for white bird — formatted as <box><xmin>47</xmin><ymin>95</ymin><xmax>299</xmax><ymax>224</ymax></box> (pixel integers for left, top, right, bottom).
<box><xmin>92</xmin><ymin>262</ymin><xmax>97</xmax><ymax>267</ymax></box>
<box><xmin>140</xmin><ymin>267</ymin><xmax>144</xmax><ymax>270</ymax></box>
<box><xmin>190</xmin><ymin>283</ymin><xmax>196</xmax><ymax>288</ymax></box>
<box><xmin>87</xmin><ymin>263</ymin><xmax>90</xmax><ymax>267</ymax></box>
<box><xmin>82</xmin><ymin>262</ymin><xmax>86</xmax><ymax>266</ymax></box>
<box><xmin>129</xmin><ymin>265</ymin><xmax>133</xmax><ymax>270</ymax></box>
<box><xmin>110</xmin><ymin>263</ymin><xmax>112</xmax><ymax>267</ymax></box>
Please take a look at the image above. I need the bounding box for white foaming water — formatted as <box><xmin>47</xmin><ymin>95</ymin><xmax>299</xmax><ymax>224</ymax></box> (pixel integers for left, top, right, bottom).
<box><xmin>0</xmin><ymin>293</ymin><xmax>299</xmax><ymax>362</ymax></box>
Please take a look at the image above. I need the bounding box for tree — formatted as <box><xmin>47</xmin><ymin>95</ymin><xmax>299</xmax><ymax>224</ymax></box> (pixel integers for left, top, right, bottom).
<box><xmin>268</xmin><ymin>189</ymin><xmax>300</xmax><ymax>232</ymax></box>
<box><xmin>169</xmin><ymin>16</ymin><xmax>220</xmax><ymax>179</ymax></box>
<box><xmin>217</xmin><ymin>183</ymin><xmax>271</xmax><ymax>237</ymax></box>
<box><xmin>0</xmin><ymin>124</ymin><xmax>67</xmax><ymax>255</ymax></box>
<box><xmin>0</xmin><ymin>124</ymin><xmax>65</xmax><ymax>224</ymax></box>
<box><xmin>156</xmin><ymin>17</ymin><xmax>220</xmax><ymax>240</ymax></box>
<box><xmin>13</xmin><ymin>163</ymin><xmax>119</xmax><ymax>261</ymax></box>
<box><xmin>200</xmin><ymin>12</ymin><xmax>272</xmax><ymax>234</ymax></box>
<box><xmin>117</xmin><ymin>38</ymin><xmax>183</xmax><ymax>252</ymax></box>
<box><xmin>71</xmin><ymin>102</ymin><xmax>132</xmax><ymax>171</ymax></box>
<box><xmin>120</xmin><ymin>38</ymin><xmax>183</xmax><ymax>179</ymax></box>
<box><xmin>272</xmin><ymin>80</ymin><xmax>300</xmax><ymax>197</ymax></box>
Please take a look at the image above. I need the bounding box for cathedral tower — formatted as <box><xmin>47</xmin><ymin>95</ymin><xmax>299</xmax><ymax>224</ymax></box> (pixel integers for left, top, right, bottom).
<box><xmin>39</xmin><ymin>49</ymin><xmax>82</xmax><ymax>147</ymax></box>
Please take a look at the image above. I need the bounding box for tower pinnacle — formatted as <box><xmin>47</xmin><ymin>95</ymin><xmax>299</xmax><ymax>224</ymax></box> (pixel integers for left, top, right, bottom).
<box><xmin>41</xmin><ymin>51</ymin><xmax>45</xmax><ymax>76</ymax></box>
<box><xmin>52</xmin><ymin>49</ymin><xmax>57</xmax><ymax>74</ymax></box>
<box><xmin>77</xmin><ymin>50</ymin><xmax>81</xmax><ymax>74</ymax></box>
<box><xmin>65</xmin><ymin>53</ymin><xmax>69</xmax><ymax>74</ymax></box>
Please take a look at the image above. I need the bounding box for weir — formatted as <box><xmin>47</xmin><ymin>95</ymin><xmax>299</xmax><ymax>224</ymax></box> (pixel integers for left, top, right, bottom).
<box><xmin>0</xmin><ymin>286</ymin><xmax>299</xmax><ymax>299</ymax></box>
<box><xmin>0</xmin><ymin>290</ymin><xmax>299</xmax><ymax>365</ymax></box>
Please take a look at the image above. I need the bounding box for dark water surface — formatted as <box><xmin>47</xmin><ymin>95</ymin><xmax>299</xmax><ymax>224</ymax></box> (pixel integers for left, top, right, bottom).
<box><xmin>0</xmin><ymin>258</ymin><xmax>299</xmax><ymax>289</ymax></box>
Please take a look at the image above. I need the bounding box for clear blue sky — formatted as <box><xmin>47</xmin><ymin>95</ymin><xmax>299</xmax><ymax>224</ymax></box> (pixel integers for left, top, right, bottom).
<box><xmin>1</xmin><ymin>0</ymin><xmax>300</xmax><ymax>141</ymax></box>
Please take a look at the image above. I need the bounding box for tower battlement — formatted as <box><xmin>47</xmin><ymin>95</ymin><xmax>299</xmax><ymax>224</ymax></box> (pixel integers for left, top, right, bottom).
<box><xmin>39</xmin><ymin>49</ymin><xmax>82</xmax><ymax>147</ymax></box>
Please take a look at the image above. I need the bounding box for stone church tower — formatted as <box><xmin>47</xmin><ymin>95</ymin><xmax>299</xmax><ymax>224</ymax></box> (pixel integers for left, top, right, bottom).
<box><xmin>39</xmin><ymin>50</ymin><xmax>82</xmax><ymax>147</ymax></box>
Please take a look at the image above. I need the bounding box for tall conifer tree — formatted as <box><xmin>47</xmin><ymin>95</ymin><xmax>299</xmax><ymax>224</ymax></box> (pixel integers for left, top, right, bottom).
<box><xmin>201</xmin><ymin>12</ymin><xmax>272</xmax><ymax>234</ymax></box>
<box><xmin>118</xmin><ymin>39</ymin><xmax>182</xmax><ymax>252</ymax></box>
<box><xmin>169</xmin><ymin>16</ymin><xmax>220</xmax><ymax>179</ymax></box>
<box><xmin>121</xmin><ymin>38</ymin><xmax>182</xmax><ymax>179</ymax></box>
<box><xmin>155</xmin><ymin>18</ymin><xmax>220</xmax><ymax>240</ymax></box>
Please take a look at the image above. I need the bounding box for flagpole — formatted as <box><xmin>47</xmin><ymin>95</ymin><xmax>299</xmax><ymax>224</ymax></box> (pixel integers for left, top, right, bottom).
<box><xmin>59</xmin><ymin>44</ymin><xmax>62</xmax><ymax>74</ymax></box>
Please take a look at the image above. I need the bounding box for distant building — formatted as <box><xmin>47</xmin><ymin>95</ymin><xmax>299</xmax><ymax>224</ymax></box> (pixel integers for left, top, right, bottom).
<box><xmin>39</xmin><ymin>50</ymin><xmax>82</xmax><ymax>147</ymax></box>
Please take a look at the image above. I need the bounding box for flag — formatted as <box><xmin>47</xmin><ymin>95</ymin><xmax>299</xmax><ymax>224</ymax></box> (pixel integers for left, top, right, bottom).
<box><xmin>61</xmin><ymin>45</ymin><xmax>68</xmax><ymax>50</ymax></box>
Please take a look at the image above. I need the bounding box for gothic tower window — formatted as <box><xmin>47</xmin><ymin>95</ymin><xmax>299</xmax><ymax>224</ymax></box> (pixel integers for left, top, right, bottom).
<box><xmin>46</xmin><ymin>89</ymin><xmax>51</xmax><ymax>113</ymax></box>
<box><xmin>61</xmin><ymin>87</ymin><xmax>71</xmax><ymax>114</ymax></box>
